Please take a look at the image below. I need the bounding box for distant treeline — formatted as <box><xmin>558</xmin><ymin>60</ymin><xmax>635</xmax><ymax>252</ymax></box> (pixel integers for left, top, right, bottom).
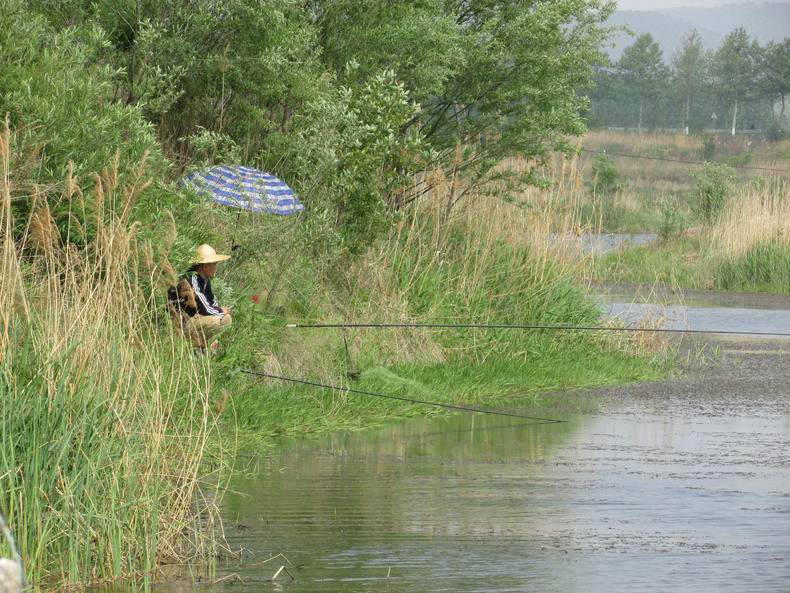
<box><xmin>587</xmin><ymin>29</ymin><xmax>790</xmax><ymax>136</ymax></box>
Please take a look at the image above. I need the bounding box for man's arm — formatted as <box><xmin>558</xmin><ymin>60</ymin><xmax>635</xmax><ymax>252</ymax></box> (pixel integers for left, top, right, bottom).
<box><xmin>190</xmin><ymin>275</ymin><xmax>224</xmax><ymax>318</ymax></box>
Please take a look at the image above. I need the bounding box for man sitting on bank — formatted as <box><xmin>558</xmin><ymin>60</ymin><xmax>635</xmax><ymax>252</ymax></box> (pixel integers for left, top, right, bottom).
<box><xmin>172</xmin><ymin>244</ymin><xmax>232</xmax><ymax>354</ymax></box>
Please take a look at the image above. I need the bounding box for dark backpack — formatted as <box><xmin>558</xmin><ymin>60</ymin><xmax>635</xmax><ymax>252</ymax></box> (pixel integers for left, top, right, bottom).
<box><xmin>166</xmin><ymin>278</ymin><xmax>198</xmax><ymax>329</ymax></box>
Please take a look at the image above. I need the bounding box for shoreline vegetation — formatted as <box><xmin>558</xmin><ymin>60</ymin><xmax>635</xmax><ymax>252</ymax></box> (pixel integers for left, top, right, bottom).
<box><xmin>0</xmin><ymin>121</ymin><xmax>670</xmax><ymax>589</ymax></box>
<box><xmin>0</xmin><ymin>128</ymin><xmax>226</xmax><ymax>588</ymax></box>
<box><xmin>4</xmin><ymin>1</ymin><xmax>787</xmax><ymax>590</ymax></box>
<box><xmin>539</xmin><ymin>130</ymin><xmax>790</xmax><ymax>293</ymax></box>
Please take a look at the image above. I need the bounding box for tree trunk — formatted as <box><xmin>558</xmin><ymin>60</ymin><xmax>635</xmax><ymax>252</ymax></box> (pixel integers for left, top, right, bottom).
<box><xmin>684</xmin><ymin>92</ymin><xmax>690</xmax><ymax>135</ymax></box>
<box><xmin>731</xmin><ymin>99</ymin><xmax>738</xmax><ymax>136</ymax></box>
<box><xmin>638</xmin><ymin>102</ymin><xmax>643</xmax><ymax>134</ymax></box>
<box><xmin>127</xmin><ymin>0</ymin><xmax>142</xmax><ymax>104</ymax></box>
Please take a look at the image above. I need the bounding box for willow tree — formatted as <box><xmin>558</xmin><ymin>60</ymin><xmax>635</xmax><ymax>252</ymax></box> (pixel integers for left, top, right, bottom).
<box><xmin>315</xmin><ymin>0</ymin><xmax>616</xmax><ymax>204</ymax></box>
<box><xmin>21</xmin><ymin>0</ymin><xmax>617</xmax><ymax>248</ymax></box>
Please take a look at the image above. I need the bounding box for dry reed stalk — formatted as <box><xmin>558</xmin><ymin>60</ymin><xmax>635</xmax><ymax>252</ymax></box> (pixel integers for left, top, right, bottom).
<box><xmin>584</xmin><ymin>129</ymin><xmax>702</xmax><ymax>153</ymax></box>
<box><xmin>708</xmin><ymin>179</ymin><xmax>790</xmax><ymax>258</ymax></box>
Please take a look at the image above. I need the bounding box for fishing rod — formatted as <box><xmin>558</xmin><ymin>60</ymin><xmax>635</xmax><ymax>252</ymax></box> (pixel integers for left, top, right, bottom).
<box><xmin>286</xmin><ymin>321</ymin><xmax>790</xmax><ymax>338</ymax></box>
<box><xmin>240</xmin><ymin>370</ymin><xmax>566</xmax><ymax>424</ymax></box>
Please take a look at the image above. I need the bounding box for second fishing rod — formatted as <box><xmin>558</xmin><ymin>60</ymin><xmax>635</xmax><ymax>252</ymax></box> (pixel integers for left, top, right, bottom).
<box><xmin>285</xmin><ymin>321</ymin><xmax>790</xmax><ymax>339</ymax></box>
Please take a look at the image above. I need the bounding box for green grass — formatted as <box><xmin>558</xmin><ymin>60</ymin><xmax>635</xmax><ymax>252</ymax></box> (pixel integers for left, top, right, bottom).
<box><xmin>592</xmin><ymin>235</ymin><xmax>790</xmax><ymax>295</ymax></box>
<box><xmin>227</xmin><ymin>339</ymin><xmax>665</xmax><ymax>449</ymax></box>
<box><xmin>714</xmin><ymin>238</ymin><xmax>790</xmax><ymax>293</ymax></box>
<box><xmin>210</xmin><ymin>197</ymin><xmax>673</xmax><ymax>452</ymax></box>
<box><xmin>592</xmin><ymin>237</ymin><xmax>706</xmax><ymax>287</ymax></box>
<box><xmin>577</xmin><ymin>200</ymin><xmax>663</xmax><ymax>233</ymax></box>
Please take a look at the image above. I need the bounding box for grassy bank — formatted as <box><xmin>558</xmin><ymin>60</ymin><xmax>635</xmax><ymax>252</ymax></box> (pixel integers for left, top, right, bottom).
<box><xmin>591</xmin><ymin>176</ymin><xmax>790</xmax><ymax>293</ymax></box>
<box><xmin>0</xmin><ymin>5</ymin><xmax>673</xmax><ymax>589</ymax></box>
<box><xmin>580</xmin><ymin>130</ymin><xmax>790</xmax><ymax>233</ymax></box>
<box><xmin>213</xmin><ymin>185</ymin><xmax>669</xmax><ymax>448</ymax></box>
<box><xmin>521</xmin><ymin>129</ymin><xmax>790</xmax><ymax>294</ymax></box>
<box><xmin>0</xmin><ymin>132</ymin><xmax>674</xmax><ymax>592</ymax></box>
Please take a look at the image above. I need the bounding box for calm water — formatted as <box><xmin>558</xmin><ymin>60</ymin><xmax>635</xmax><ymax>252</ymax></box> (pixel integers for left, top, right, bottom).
<box><xmin>209</xmin><ymin>391</ymin><xmax>790</xmax><ymax>593</ymax></box>
<box><xmin>605</xmin><ymin>302</ymin><xmax>790</xmax><ymax>336</ymax></box>
<box><xmin>551</xmin><ymin>233</ymin><xmax>657</xmax><ymax>255</ymax></box>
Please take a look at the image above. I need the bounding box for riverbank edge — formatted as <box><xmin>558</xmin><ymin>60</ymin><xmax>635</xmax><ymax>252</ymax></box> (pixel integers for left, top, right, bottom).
<box><xmin>223</xmin><ymin>339</ymin><xmax>672</xmax><ymax>453</ymax></box>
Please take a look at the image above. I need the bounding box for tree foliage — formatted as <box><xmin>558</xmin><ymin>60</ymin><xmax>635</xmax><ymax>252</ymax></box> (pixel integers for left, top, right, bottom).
<box><xmin>0</xmin><ymin>2</ymin><xmax>161</xmax><ymax>181</ymax></box>
<box><xmin>617</xmin><ymin>34</ymin><xmax>668</xmax><ymax>131</ymax></box>
<box><xmin>711</xmin><ymin>27</ymin><xmax>761</xmax><ymax>134</ymax></box>
<box><xmin>760</xmin><ymin>39</ymin><xmax>790</xmax><ymax>120</ymax></box>
<box><xmin>7</xmin><ymin>0</ymin><xmax>616</xmax><ymax>254</ymax></box>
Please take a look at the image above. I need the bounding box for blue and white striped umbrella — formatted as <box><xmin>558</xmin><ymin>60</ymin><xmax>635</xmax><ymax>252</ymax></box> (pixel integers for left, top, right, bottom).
<box><xmin>183</xmin><ymin>165</ymin><xmax>304</xmax><ymax>215</ymax></box>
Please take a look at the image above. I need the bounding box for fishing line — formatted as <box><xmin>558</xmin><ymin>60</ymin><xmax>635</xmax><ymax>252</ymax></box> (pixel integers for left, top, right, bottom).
<box><xmin>286</xmin><ymin>322</ymin><xmax>790</xmax><ymax>338</ymax></box>
<box><xmin>240</xmin><ymin>370</ymin><xmax>566</xmax><ymax>424</ymax></box>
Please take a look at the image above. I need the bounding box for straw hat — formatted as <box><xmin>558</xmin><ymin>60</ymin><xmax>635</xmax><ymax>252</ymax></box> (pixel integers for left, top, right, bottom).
<box><xmin>191</xmin><ymin>244</ymin><xmax>230</xmax><ymax>264</ymax></box>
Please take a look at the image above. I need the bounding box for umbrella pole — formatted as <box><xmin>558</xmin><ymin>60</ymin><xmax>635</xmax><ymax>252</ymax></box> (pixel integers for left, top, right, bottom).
<box><xmin>230</xmin><ymin>211</ymin><xmax>242</xmax><ymax>252</ymax></box>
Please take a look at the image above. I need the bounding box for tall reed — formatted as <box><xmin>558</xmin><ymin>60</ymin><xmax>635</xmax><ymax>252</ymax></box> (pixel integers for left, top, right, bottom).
<box><xmin>0</xmin><ymin>122</ymin><xmax>224</xmax><ymax>588</ymax></box>
<box><xmin>708</xmin><ymin>177</ymin><xmax>790</xmax><ymax>290</ymax></box>
<box><xmin>342</xmin><ymin>162</ymin><xmax>659</xmax><ymax>365</ymax></box>
<box><xmin>709</xmin><ymin>177</ymin><xmax>790</xmax><ymax>258</ymax></box>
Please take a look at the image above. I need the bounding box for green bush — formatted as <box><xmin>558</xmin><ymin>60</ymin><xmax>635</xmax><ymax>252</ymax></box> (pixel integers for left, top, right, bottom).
<box><xmin>691</xmin><ymin>162</ymin><xmax>736</xmax><ymax>223</ymax></box>
<box><xmin>0</xmin><ymin>7</ymin><xmax>162</xmax><ymax>180</ymax></box>
<box><xmin>699</xmin><ymin>133</ymin><xmax>717</xmax><ymax>161</ymax></box>
<box><xmin>0</xmin><ymin>4</ymin><xmax>164</xmax><ymax>243</ymax></box>
<box><xmin>588</xmin><ymin>153</ymin><xmax>622</xmax><ymax>195</ymax></box>
<box><xmin>725</xmin><ymin>152</ymin><xmax>753</xmax><ymax>168</ymax></box>
<box><xmin>657</xmin><ymin>196</ymin><xmax>686</xmax><ymax>241</ymax></box>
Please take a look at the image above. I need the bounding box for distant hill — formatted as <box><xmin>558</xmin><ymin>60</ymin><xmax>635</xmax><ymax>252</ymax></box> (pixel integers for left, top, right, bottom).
<box><xmin>606</xmin><ymin>2</ymin><xmax>790</xmax><ymax>60</ymax></box>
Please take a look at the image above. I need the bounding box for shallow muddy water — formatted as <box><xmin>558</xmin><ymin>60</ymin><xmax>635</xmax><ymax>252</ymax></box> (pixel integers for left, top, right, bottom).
<box><xmin>598</xmin><ymin>284</ymin><xmax>790</xmax><ymax>312</ymax></box>
<box><xmin>551</xmin><ymin>233</ymin><xmax>657</xmax><ymax>255</ymax></box>
<box><xmin>208</xmin><ymin>396</ymin><xmax>789</xmax><ymax>593</ymax></box>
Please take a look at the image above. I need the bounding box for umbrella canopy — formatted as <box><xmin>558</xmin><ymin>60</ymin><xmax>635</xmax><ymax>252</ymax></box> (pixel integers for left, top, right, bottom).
<box><xmin>183</xmin><ymin>165</ymin><xmax>304</xmax><ymax>215</ymax></box>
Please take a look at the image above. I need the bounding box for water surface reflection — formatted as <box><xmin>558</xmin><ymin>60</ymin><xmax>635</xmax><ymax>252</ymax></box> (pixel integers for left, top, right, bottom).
<box><xmin>206</xmin><ymin>398</ymin><xmax>790</xmax><ymax>593</ymax></box>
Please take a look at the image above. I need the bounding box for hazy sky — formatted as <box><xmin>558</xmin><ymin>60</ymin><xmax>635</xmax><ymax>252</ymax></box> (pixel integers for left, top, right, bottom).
<box><xmin>617</xmin><ymin>0</ymin><xmax>790</xmax><ymax>10</ymax></box>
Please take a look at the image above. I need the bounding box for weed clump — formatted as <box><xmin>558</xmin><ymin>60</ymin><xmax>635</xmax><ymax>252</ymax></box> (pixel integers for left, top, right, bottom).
<box><xmin>0</xmin><ymin>124</ymin><xmax>224</xmax><ymax>588</ymax></box>
<box><xmin>657</xmin><ymin>196</ymin><xmax>686</xmax><ymax>241</ymax></box>
<box><xmin>588</xmin><ymin>153</ymin><xmax>622</xmax><ymax>196</ymax></box>
<box><xmin>715</xmin><ymin>237</ymin><xmax>790</xmax><ymax>290</ymax></box>
<box><xmin>691</xmin><ymin>162</ymin><xmax>736</xmax><ymax>223</ymax></box>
